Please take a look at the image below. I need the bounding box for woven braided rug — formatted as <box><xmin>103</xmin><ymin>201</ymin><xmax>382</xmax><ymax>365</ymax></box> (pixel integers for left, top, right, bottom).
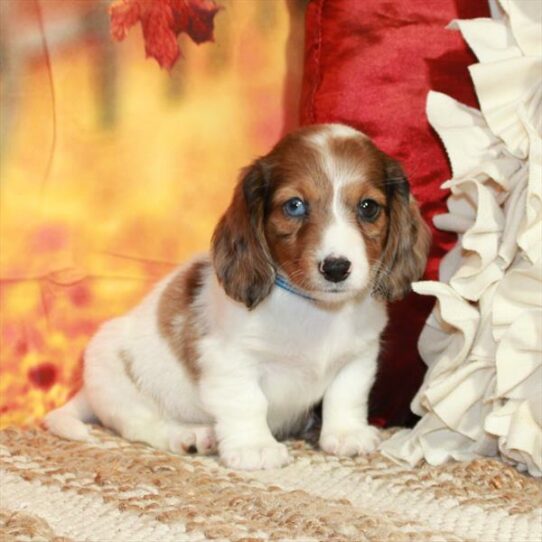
<box><xmin>0</xmin><ymin>427</ymin><xmax>540</xmax><ymax>542</ymax></box>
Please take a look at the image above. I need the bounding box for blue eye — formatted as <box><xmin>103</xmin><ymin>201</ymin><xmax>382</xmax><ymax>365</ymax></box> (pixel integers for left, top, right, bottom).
<box><xmin>283</xmin><ymin>197</ymin><xmax>307</xmax><ymax>218</ymax></box>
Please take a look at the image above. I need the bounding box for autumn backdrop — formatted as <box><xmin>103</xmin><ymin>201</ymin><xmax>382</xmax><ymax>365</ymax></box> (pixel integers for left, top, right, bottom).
<box><xmin>0</xmin><ymin>0</ymin><xmax>301</xmax><ymax>427</ymax></box>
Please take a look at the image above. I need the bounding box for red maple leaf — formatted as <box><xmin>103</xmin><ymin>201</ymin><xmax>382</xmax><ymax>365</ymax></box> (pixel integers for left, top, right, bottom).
<box><xmin>110</xmin><ymin>0</ymin><xmax>222</xmax><ymax>70</ymax></box>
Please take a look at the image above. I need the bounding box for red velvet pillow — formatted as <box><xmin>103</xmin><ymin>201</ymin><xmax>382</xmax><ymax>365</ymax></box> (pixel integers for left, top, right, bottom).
<box><xmin>300</xmin><ymin>0</ymin><xmax>489</xmax><ymax>426</ymax></box>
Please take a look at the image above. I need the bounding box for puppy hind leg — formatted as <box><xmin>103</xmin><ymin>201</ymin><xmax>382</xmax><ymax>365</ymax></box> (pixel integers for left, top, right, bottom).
<box><xmin>167</xmin><ymin>423</ymin><xmax>217</xmax><ymax>455</ymax></box>
<box><xmin>123</xmin><ymin>419</ymin><xmax>217</xmax><ymax>455</ymax></box>
<box><xmin>92</xmin><ymin>380</ymin><xmax>217</xmax><ymax>454</ymax></box>
<box><xmin>85</xmin><ymin>350</ymin><xmax>172</xmax><ymax>451</ymax></box>
<box><xmin>87</xmin><ymin>353</ymin><xmax>216</xmax><ymax>454</ymax></box>
<box><xmin>100</xmin><ymin>400</ymin><xmax>217</xmax><ymax>455</ymax></box>
<box><xmin>85</xmin><ymin>328</ymin><xmax>216</xmax><ymax>454</ymax></box>
<box><xmin>117</xmin><ymin>410</ymin><xmax>172</xmax><ymax>451</ymax></box>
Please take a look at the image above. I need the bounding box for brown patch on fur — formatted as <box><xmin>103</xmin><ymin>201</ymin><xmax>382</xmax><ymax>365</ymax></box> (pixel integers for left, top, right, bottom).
<box><xmin>158</xmin><ymin>260</ymin><xmax>210</xmax><ymax>379</ymax></box>
<box><xmin>211</xmin><ymin>161</ymin><xmax>275</xmax><ymax>309</ymax></box>
<box><xmin>372</xmin><ymin>159</ymin><xmax>431</xmax><ymax>301</ymax></box>
<box><xmin>328</xmin><ymin>134</ymin><xmax>382</xmax><ymax>174</ymax></box>
<box><xmin>341</xmin><ymin>182</ymin><xmax>387</xmax><ymax>264</ymax></box>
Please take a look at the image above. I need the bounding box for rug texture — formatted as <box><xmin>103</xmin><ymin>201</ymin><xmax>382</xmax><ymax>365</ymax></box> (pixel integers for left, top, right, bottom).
<box><xmin>0</xmin><ymin>427</ymin><xmax>540</xmax><ymax>542</ymax></box>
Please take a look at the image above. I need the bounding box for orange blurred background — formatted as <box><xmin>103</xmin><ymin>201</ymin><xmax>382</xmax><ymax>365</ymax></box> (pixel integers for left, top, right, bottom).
<box><xmin>0</xmin><ymin>0</ymin><xmax>305</xmax><ymax>427</ymax></box>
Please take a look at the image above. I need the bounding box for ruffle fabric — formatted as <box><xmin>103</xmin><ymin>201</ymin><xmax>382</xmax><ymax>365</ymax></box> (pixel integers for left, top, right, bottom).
<box><xmin>381</xmin><ymin>0</ymin><xmax>542</xmax><ymax>476</ymax></box>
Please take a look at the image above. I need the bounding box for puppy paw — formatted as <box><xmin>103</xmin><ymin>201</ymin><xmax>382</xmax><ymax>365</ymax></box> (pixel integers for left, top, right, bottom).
<box><xmin>221</xmin><ymin>441</ymin><xmax>291</xmax><ymax>470</ymax></box>
<box><xmin>320</xmin><ymin>424</ymin><xmax>381</xmax><ymax>457</ymax></box>
<box><xmin>168</xmin><ymin>424</ymin><xmax>217</xmax><ymax>455</ymax></box>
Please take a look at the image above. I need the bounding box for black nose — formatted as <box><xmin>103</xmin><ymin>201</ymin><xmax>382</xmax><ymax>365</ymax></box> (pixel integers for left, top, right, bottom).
<box><xmin>319</xmin><ymin>257</ymin><xmax>351</xmax><ymax>283</ymax></box>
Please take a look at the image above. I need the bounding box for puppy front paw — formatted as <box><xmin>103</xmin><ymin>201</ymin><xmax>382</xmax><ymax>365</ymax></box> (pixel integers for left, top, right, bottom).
<box><xmin>221</xmin><ymin>441</ymin><xmax>291</xmax><ymax>470</ymax></box>
<box><xmin>320</xmin><ymin>424</ymin><xmax>381</xmax><ymax>457</ymax></box>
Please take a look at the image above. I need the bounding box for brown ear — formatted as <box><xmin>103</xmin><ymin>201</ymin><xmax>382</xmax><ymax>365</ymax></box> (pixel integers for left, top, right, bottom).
<box><xmin>372</xmin><ymin>159</ymin><xmax>431</xmax><ymax>302</ymax></box>
<box><xmin>211</xmin><ymin>159</ymin><xmax>275</xmax><ymax>309</ymax></box>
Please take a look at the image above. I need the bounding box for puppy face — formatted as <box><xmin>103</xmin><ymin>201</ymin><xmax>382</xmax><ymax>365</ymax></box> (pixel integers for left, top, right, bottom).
<box><xmin>264</xmin><ymin>126</ymin><xmax>390</xmax><ymax>303</ymax></box>
<box><xmin>212</xmin><ymin>124</ymin><xmax>430</xmax><ymax>308</ymax></box>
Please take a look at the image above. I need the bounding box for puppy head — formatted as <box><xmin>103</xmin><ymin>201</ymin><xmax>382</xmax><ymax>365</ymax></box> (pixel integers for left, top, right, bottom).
<box><xmin>212</xmin><ymin>124</ymin><xmax>430</xmax><ymax>308</ymax></box>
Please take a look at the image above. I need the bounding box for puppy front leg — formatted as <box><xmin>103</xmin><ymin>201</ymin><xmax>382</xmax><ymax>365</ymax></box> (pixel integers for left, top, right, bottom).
<box><xmin>199</xmin><ymin>363</ymin><xmax>290</xmax><ymax>470</ymax></box>
<box><xmin>320</xmin><ymin>343</ymin><xmax>381</xmax><ymax>457</ymax></box>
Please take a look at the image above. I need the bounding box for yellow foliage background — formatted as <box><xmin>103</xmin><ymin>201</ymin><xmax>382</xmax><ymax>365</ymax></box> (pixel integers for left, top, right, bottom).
<box><xmin>0</xmin><ymin>0</ymin><xmax>296</xmax><ymax>427</ymax></box>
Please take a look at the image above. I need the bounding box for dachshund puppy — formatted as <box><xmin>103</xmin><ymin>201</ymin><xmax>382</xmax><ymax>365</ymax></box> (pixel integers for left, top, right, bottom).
<box><xmin>45</xmin><ymin>124</ymin><xmax>430</xmax><ymax>470</ymax></box>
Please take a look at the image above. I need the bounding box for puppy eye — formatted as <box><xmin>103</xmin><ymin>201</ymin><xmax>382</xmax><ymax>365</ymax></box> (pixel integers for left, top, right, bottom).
<box><xmin>283</xmin><ymin>197</ymin><xmax>307</xmax><ymax>218</ymax></box>
<box><xmin>358</xmin><ymin>199</ymin><xmax>381</xmax><ymax>222</ymax></box>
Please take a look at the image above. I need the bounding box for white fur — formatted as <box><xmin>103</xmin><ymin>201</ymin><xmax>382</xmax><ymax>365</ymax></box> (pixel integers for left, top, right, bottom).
<box><xmin>45</xmin><ymin>257</ymin><xmax>387</xmax><ymax>469</ymax></box>
<box><xmin>306</xmin><ymin>123</ymin><xmax>366</xmax><ymax>150</ymax></box>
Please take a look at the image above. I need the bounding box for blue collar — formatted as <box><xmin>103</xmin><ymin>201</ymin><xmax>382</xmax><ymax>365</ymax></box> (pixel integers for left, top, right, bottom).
<box><xmin>274</xmin><ymin>274</ymin><xmax>316</xmax><ymax>302</ymax></box>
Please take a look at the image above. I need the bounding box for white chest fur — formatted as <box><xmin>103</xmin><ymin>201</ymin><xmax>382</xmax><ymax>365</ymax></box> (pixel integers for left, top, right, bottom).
<box><xmin>200</xmin><ymin>276</ymin><xmax>388</xmax><ymax>434</ymax></box>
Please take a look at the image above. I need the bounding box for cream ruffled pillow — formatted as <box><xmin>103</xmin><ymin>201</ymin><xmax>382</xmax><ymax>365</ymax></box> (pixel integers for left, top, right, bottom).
<box><xmin>381</xmin><ymin>0</ymin><xmax>542</xmax><ymax>477</ymax></box>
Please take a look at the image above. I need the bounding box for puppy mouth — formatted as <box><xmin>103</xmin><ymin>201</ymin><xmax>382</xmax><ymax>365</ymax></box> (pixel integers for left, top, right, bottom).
<box><xmin>291</xmin><ymin>282</ymin><xmax>351</xmax><ymax>295</ymax></box>
<box><xmin>311</xmin><ymin>277</ymin><xmax>369</xmax><ymax>298</ymax></box>
<box><xmin>311</xmin><ymin>281</ymin><xmax>362</xmax><ymax>296</ymax></box>
<box><xmin>278</xmin><ymin>268</ymin><xmax>363</xmax><ymax>298</ymax></box>
<box><xmin>315</xmin><ymin>279</ymin><xmax>355</xmax><ymax>293</ymax></box>
<box><xmin>316</xmin><ymin>285</ymin><xmax>347</xmax><ymax>293</ymax></box>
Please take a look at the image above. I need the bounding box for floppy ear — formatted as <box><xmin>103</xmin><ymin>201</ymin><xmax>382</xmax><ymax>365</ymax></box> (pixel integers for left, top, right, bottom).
<box><xmin>211</xmin><ymin>159</ymin><xmax>275</xmax><ymax>309</ymax></box>
<box><xmin>372</xmin><ymin>158</ymin><xmax>431</xmax><ymax>302</ymax></box>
